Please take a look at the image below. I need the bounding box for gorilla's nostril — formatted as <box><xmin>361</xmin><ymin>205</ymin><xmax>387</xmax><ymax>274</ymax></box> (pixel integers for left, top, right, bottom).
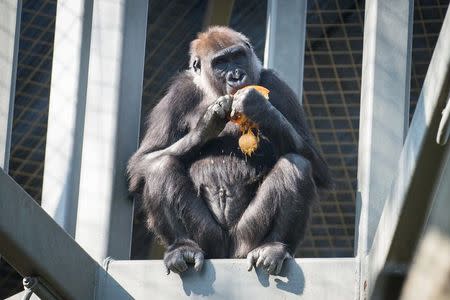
<box><xmin>226</xmin><ymin>72</ymin><xmax>236</xmax><ymax>82</ymax></box>
<box><xmin>227</xmin><ymin>70</ymin><xmax>246</xmax><ymax>85</ymax></box>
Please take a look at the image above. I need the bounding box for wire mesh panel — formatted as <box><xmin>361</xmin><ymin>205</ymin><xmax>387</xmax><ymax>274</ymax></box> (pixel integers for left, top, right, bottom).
<box><xmin>0</xmin><ymin>1</ymin><xmax>56</xmax><ymax>298</ymax></box>
<box><xmin>300</xmin><ymin>0</ymin><xmax>365</xmax><ymax>257</ymax></box>
<box><xmin>410</xmin><ymin>0</ymin><xmax>449</xmax><ymax>120</ymax></box>
<box><xmin>8</xmin><ymin>0</ymin><xmax>56</xmax><ymax>203</ymax></box>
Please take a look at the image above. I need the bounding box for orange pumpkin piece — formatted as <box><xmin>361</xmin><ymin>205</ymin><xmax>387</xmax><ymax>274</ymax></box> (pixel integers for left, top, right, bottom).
<box><xmin>230</xmin><ymin>85</ymin><xmax>270</xmax><ymax>156</ymax></box>
<box><xmin>238</xmin><ymin>85</ymin><xmax>270</xmax><ymax>99</ymax></box>
<box><xmin>238</xmin><ymin>129</ymin><xmax>259</xmax><ymax>156</ymax></box>
<box><xmin>230</xmin><ymin>85</ymin><xmax>270</xmax><ymax>125</ymax></box>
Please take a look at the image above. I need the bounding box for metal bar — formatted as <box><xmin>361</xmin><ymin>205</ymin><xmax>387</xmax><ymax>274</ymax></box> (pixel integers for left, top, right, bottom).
<box><xmin>355</xmin><ymin>0</ymin><xmax>413</xmax><ymax>297</ymax></box>
<box><xmin>41</xmin><ymin>0</ymin><xmax>93</xmax><ymax>236</ymax></box>
<box><xmin>22</xmin><ymin>277</ymin><xmax>62</xmax><ymax>300</ymax></box>
<box><xmin>399</xmin><ymin>147</ymin><xmax>450</xmax><ymax>300</ymax></box>
<box><xmin>264</xmin><ymin>0</ymin><xmax>307</xmax><ymax>100</ymax></box>
<box><xmin>5</xmin><ymin>291</ymin><xmax>39</xmax><ymax>300</ymax></box>
<box><xmin>99</xmin><ymin>258</ymin><xmax>357</xmax><ymax>300</ymax></box>
<box><xmin>202</xmin><ymin>0</ymin><xmax>235</xmax><ymax>29</ymax></box>
<box><xmin>0</xmin><ymin>0</ymin><xmax>21</xmax><ymax>171</ymax></box>
<box><xmin>75</xmin><ymin>0</ymin><xmax>148</xmax><ymax>263</ymax></box>
<box><xmin>369</xmin><ymin>7</ymin><xmax>450</xmax><ymax>299</ymax></box>
<box><xmin>0</xmin><ymin>169</ymin><xmax>97</xmax><ymax>300</ymax></box>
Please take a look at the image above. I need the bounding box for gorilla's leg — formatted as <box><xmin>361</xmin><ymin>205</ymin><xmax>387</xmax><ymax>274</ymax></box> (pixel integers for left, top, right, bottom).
<box><xmin>232</xmin><ymin>153</ymin><xmax>318</xmax><ymax>274</ymax></box>
<box><xmin>142</xmin><ymin>155</ymin><xmax>227</xmax><ymax>273</ymax></box>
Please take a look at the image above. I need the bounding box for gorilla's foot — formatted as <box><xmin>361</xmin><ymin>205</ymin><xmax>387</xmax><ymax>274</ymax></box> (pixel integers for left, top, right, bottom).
<box><xmin>163</xmin><ymin>239</ymin><xmax>204</xmax><ymax>274</ymax></box>
<box><xmin>246</xmin><ymin>242</ymin><xmax>291</xmax><ymax>275</ymax></box>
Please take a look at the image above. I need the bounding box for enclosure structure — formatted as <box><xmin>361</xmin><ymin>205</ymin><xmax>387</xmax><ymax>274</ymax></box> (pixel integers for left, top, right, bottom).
<box><xmin>0</xmin><ymin>0</ymin><xmax>449</xmax><ymax>299</ymax></box>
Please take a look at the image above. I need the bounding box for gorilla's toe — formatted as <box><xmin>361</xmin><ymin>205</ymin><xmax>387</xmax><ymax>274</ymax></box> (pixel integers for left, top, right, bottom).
<box><xmin>163</xmin><ymin>242</ymin><xmax>205</xmax><ymax>274</ymax></box>
<box><xmin>246</xmin><ymin>242</ymin><xmax>291</xmax><ymax>275</ymax></box>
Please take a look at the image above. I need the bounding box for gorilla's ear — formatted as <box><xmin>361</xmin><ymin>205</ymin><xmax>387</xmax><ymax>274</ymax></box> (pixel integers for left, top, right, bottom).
<box><xmin>192</xmin><ymin>57</ymin><xmax>201</xmax><ymax>73</ymax></box>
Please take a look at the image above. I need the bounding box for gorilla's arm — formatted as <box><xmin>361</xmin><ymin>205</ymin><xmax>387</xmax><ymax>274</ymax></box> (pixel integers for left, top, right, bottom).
<box><xmin>232</xmin><ymin>70</ymin><xmax>312</xmax><ymax>154</ymax></box>
<box><xmin>138</xmin><ymin>94</ymin><xmax>232</xmax><ymax>164</ymax></box>
<box><xmin>128</xmin><ymin>72</ymin><xmax>231</xmax><ymax>193</ymax></box>
<box><xmin>232</xmin><ymin>69</ymin><xmax>332</xmax><ymax>189</ymax></box>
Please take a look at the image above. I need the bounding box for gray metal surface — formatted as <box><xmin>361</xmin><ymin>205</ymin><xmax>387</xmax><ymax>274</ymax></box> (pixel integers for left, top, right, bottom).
<box><xmin>41</xmin><ymin>0</ymin><xmax>93</xmax><ymax>236</ymax></box>
<box><xmin>369</xmin><ymin>6</ymin><xmax>450</xmax><ymax>298</ymax></box>
<box><xmin>75</xmin><ymin>0</ymin><xmax>148</xmax><ymax>263</ymax></box>
<box><xmin>355</xmin><ymin>0</ymin><xmax>413</xmax><ymax>297</ymax></box>
<box><xmin>0</xmin><ymin>168</ymin><xmax>97</xmax><ymax>299</ymax></box>
<box><xmin>5</xmin><ymin>291</ymin><xmax>40</xmax><ymax>300</ymax></box>
<box><xmin>0</xmin><ymin>168</ymin><xmax>132</xmax><ymax>299</ymax></box>
<box><xmin>399</xmin><ymin>146</ymin><xmax>450</xmax><ymax>300</ymax></box>
<box><xmin>0</xmin><ymin>0</ymin><xmax>21</xmax><ymax>171</ymax></box>
<box><xmin>264</xmin><ymin>0</ymin><xmax>307</xmax><ymax>100</ymax></box>
<box><xmin>101</xmin><ymin>258</ymin><xmax>357</xmax><ymax>300</ymax></box>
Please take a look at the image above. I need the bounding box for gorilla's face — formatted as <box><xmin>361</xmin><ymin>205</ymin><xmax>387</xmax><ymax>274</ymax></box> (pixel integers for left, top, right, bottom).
<box><xmin>192</xmin><ymin>42</ymin><xmax>261</xmax><ymax>97</ymax></box>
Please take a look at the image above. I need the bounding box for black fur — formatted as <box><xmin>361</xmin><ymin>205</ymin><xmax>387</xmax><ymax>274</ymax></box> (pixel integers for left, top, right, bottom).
<box><xmin>128</xmin><ymin>27</ymin><xmax>331</xmax><ymax>275</ymax></box>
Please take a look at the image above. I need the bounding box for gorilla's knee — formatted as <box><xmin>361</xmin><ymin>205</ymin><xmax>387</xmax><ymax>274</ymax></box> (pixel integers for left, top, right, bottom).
<box><xmin>279</xmin><ymin>153</ymin><xmax>313</xmax><ymax>179</ymax></box>
<box><xmin>148</xmin><ymin>154</ymin><xmax>181</xmax><ymax>175</ymax></box>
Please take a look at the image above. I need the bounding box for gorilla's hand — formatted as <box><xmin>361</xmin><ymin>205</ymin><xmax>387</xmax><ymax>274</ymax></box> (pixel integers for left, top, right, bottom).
<box><xmin>246</xmin><ymin>242</ymin><xmax>291</xmax><ymax>275</ymax></box>
<box><xmin>231</xmin><ymin>87</ymin><xmax>271</xmax><ymax>123</ymax></box>
<box><xmin>164</xmin><ymin>239</ymin><xmax>205</xmax><ymax>274</ymax></box>
<box><xmin>196</xmin><ymin>95</ymin><xmax>232</xmax><ymax>140</ymax></box>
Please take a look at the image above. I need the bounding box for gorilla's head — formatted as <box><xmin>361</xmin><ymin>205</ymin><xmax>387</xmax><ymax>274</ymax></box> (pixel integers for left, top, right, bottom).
<box><xmin>189</xmin><ymin>26</ymin><xmax>262</xmax><ymax>98</ymax></box>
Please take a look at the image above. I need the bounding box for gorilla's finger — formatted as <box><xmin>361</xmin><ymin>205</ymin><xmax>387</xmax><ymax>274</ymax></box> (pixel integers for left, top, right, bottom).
<box><xmin>183</xmin><ymin>250</ymin><xmax>195</xmax><ymax>263</ymax></box>
<box><xmin>247</xmin><ymin>252</ymin><xmax>257</xmax><ymax>271</ymax></box>
<box><xmin>230</xmin><ymin>108</ymin><xmax>237</xmax><ymax>119</ymax></box>
<box><xmin>267</xmin><ymin>262</ymin><xmax>277</xmax><ymax>275</ymax></box>
<box><xmin>164</xmin><ymin>264</ymin><xmax>170</xmax><ymax>275</ymax></box>
<box><xmin>263</xmin><ymin>257</ymin><xmax>272</xmax><ymax>267</ymax></box>
<box><xmin>221</xmin><ymin>95</ymin><xmax>233</xmax><ymax>111</ymax></box>
<box><xmin>194</xmin><ymin>252</ymin><xmax>204</xmax><ymax>272</ymax></box>
<box><xmin>212</xmin><ymin>104</ymin><xmax>225</xmax><ymax>118</ymax></box>
<box><xmin>256</xmin><ymin>255</ymin><xmax>265</xmax><ymax>268</ymax></box>
<box><xmin>166</xmin><ymin>261</ymin><xmax>180</xmax><ymax>274</ymax></box>
<box><xmin>275</xmin><ymin>261</ymin><xmax>283</xmax><ymax>275</ymax></box>
<box><xmin>173</xmin><ymin>259</ymin><xmax>188</xmax><ymax>273</ymax></box>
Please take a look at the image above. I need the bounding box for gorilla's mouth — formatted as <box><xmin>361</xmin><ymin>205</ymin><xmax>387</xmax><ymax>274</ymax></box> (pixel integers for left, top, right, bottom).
<box><xmin>228</xmin><ymin>83</ymin><xmax>250</xmax><ymax>96</ymax></box>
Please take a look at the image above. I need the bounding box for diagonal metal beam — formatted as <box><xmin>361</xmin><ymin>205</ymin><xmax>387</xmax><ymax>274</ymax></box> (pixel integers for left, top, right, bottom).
<box><xmin>369</xmin><ymin>7</ymin><xmax>450</xmax><ymax>299</ymax></box>
<box><xmin>0</xmin><ymin>169</ymin><xmax>131</xmax><ymax>299</ymax></box>
<box><xmin>399</xmin><ymin>146</ymin><xmax>450</xmax><ymax>300</ymax></box>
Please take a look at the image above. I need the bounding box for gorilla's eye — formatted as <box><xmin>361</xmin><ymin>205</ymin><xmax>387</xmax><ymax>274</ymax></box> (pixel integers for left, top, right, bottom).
<box><xmin>192</xmin><ymin>58</ymin><xmax>201</xmax><ymax>73</ymax></box>
<box><xmin>244</xmin><ymin>41</ymin><xmax>252</xmax><ymax>49</ymax></box>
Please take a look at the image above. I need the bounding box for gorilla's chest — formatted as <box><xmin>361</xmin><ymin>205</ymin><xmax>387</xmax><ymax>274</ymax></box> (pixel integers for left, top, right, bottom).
<box><xmin>187</xmin><ymin>127</ymin><xmax>276</xmax><ymax>228</ymax></box>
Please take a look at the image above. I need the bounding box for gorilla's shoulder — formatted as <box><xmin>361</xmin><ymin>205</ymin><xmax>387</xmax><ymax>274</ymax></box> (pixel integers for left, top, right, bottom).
<box><xmin>259</xmin><ymin>69</ymin><xmax>296</xmax><ymax>99</ymax></box>
<box><xmin>157</xmin><ymin>71</ymin><xmax>202</xmax><ymax>109</ymax></box>
<box><xmin>167</xmin><ymin>71</ymin><xmax>201</xmax><ymax>98</ymax></box>
<box><xmin>259</xmin><ymin>68</ymin><xmax>283</xmax><ymax>85</ymax></box>
<box><xmin>259</xmin><ymin>69</ymin><xmax>299</xmax><ymax>108</ymax></box>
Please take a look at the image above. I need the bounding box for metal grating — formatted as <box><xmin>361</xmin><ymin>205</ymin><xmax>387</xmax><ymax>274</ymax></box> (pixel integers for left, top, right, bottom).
<box><xmin>7</xmin><ymin>0</ymin><xmax>55</xmax><ymax>203</ymax></box>
<box><xmin>0</xmin><ymin>0</ymin><xmax>56</xmax><ymax>298</ymax></box>
<box><xmin>1</xmin><ymin>0</ymin><xmax>449</xmax><ymax>297</ymax></box>
<box><xmin>410</xmin><ymin>0</ymin><xmax>449</xmax><ymax>120</ymax></box>
<box><xmin>299</xmin><ymin>0</ymin><xmax>365</xmax><ymax>257</ymax></box>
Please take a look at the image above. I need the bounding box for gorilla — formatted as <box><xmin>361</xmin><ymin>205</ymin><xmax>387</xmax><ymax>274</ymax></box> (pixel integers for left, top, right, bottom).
<box><xmin>128</xmin><ymin>26</ymin><xmax>331</xmax><ymax>275</ymax></box>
